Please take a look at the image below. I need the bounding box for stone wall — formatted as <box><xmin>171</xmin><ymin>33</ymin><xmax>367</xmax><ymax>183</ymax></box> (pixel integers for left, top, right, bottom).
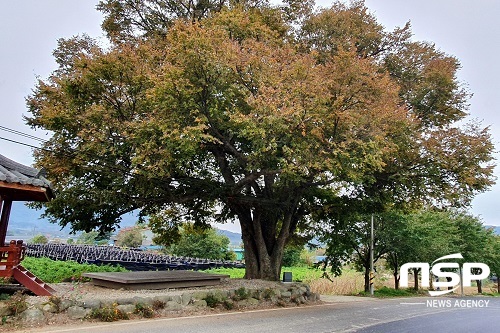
<box><xmin>1</xmin><ymin>283</ymin><xmax>320</xmax><ymax>326</ymax></box>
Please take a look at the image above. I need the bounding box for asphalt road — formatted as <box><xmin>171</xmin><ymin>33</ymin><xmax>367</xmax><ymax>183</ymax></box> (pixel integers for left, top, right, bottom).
<box><xmin>20</xmin><ymin>297</ymin><xmax>500</xmax><ymax>333</ymax></box>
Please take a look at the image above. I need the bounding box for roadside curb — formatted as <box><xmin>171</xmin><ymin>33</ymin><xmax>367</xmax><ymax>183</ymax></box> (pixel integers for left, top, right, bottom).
<box><xmin>320</xmin><ymin>295</ymin><xmax>377</xmax><ymax>303</ymax></box>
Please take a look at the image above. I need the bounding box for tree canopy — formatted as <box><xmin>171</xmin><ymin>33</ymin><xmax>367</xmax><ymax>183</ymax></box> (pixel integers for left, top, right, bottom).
<box><xmin>164</xmin><ymin>223</ymin><xmax>234</xmax><ymax>260</ymax></box>
<box><xmin>26</xmin><ymin>0</ymin><xmax>495</xmax><ymax>280</ymax></box>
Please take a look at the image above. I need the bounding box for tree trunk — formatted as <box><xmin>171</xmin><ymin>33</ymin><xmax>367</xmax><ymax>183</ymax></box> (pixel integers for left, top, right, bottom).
<box><xmin>476</xmin><ymin>279</ymin><xmax>483</xmax><ymax>294</ymax></box>
<box><xmin>413</xmin><ymin>268</ymin><xmax>419</xmax><ymax>290</ymax></box>
<box><xmin>392</xmin><ymin>254</ymin><xmax>399</xmax><ymax>290</ymax></box>
<box><xmin>364</xmin><ymin>268</ymin><xmax>370</xmax><ymax>292</ymax></box>
<box><xmin>446</xmin><ymin>277</ymin><xmax>453</xmax><ymax>290</ymax></box>
<box><xmin>235</xmin><ymin>203</ymin><xmax>297</xmax><ymax>281</ymax></box>
<box><xmin>394</xmin><ymin>272</ymin><xmax>400</xmax><ymax>290</ymax></box>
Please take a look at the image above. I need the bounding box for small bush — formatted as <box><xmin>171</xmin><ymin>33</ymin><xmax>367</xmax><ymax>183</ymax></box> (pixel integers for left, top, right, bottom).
<box><xmin>48</xmin><ymin>295</ymin><xmax>62</xmax><ymax>313</ymax></box>
<box><xmin>204</xmin><ymin>293</ymin><xmax>224</xmax><ymax>308</ymax></box>
<box><xmin>6</xmin><ymin>291</ymin><xmax>28</xmax><ymax>315</ymax></box>
<box><xmin>152</xmin><ymin>300</ymin><xmax>166</xmax><ymax>310</ymax></box>
<box><xmin>223</xmin><ymin>300</ymin><xmax>234</xmax><ymax>310</ymax></box>
<box><xmin>233</xmin><ymin>287</ymin><xmax>250</xmax><ymax>301</ymax></box>
<box><xmin>262</xmin><ymin>288</ymin><xmax>276</xmax><ymax>300</ymax></box>
<box><xmin>89</xmin><ymin>303</ymin><xmax>129</xmax><ymax>322</ymax></box>
<box><xmin>134</xmin><ymin>303</ymin><xmax>155</xmax><ymax>318</ymax></box>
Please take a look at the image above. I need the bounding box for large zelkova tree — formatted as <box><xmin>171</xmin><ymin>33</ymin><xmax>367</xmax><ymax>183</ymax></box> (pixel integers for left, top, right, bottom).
<box><xmin>26</xmin><ymin>0</ymin><xmax>495</xmax><ymax>280</ymax></box>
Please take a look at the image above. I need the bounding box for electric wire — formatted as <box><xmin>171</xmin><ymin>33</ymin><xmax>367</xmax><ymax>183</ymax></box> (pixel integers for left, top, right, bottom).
<box><xmin>0</xmin><ymin>126</ymin><xmax>139</xmax><ymax>176</ymax></box>
<box><xmin>0</xmin><ymin>125</ymin><xmax>48</xmax><ymax>143</ymax></box>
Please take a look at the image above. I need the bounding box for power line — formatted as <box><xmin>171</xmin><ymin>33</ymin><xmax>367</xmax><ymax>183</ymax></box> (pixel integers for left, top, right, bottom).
<box><xmin>0</xmin><ymin>136</ymin><xmax>45</xmax><ymax>150</ymax></box>
<box><xmin>0</xmin><ymin>134</ymin><xmax>136</xmax><ymax>176</ymax></box>
<box><xmin>0</xmin><ymin>125</ymin><xmax>48</xmax><ymax>143</ymax></box>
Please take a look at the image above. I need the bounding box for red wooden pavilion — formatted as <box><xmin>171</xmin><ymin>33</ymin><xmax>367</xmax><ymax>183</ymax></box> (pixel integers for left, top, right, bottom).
<box><xmin>0</xmin><ymin>153</ymin><xmax>55</xmax><ymax>295</ymax></box>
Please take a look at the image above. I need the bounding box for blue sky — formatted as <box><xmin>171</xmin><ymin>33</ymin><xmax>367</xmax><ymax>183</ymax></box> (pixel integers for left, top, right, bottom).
<box><xmin>1</xmin><ymin>1</ymin><xmax>498</xmax><ymax>232</ymax></box>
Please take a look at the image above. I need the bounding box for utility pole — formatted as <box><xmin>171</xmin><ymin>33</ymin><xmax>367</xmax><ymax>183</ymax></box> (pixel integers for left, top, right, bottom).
<box><xmin>370</xmin><ymin>214</ymin><xmax>374</xmax><ymax>296</ymax></box>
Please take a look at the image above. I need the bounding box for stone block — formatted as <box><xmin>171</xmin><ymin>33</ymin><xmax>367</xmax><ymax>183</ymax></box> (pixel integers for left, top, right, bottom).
<box><xmin>116</xmin><ymin>304</ymin><xmax>136</xmax><ymax>314</ymax></box>
<box><xmin>82</xmin><ymin>299</ymin><xmax>101</xmax><ymax>309</ymax></box>
<box><xmin>21</xmin><ymin>309</ymin><xmax>45</xmax><ymax>324</ymax></box>
<box><xmin>166</xmin><ymin>301</ymin><xmax>183</xmax><ymax>311</ymax></box>
<box><xmin>0</xmin><ymin>302</ymin><xmax>13</xmax><ymax>316</ymax></box>
<box><xmin>181</xmin><ymin>293</ymin><xmax>192</xmax><ymax>306</ymax></box>
<box><xmin>192</xmin><ymin>299</ymin><xmax>207</xmax><ymax>308</ymax></box>
<box><xmin>67</xmin><ymin>306</ymin><xmax>91</xmax><ymax>320</ymax></box>
<box><xmin>42</xmin><ymin>303</ymin><xmax>59</xmax><ymax>313</ymax></box>
<box><xmin>191</xmin><ymin>291</ymin><xmax>209</xmax><ymax>300</ymax></box>
<box><xmin>59</xmin><ymin>299</ymin><xmax>75</xmax><ymax>311</ymax></box>
<box><xmin>280</xmin><ymin>291</ymin><xmax>292</xmax><ymax>298</ymax></box>
<box><xmin>153</xmin><ymin>295</ymin><xmax>172</xmax><ymax>304</ymax></box>
<box><xmin>115</xmin><ymin>297</ymin><xmax>135</xmax><ymax>305</ymax></box>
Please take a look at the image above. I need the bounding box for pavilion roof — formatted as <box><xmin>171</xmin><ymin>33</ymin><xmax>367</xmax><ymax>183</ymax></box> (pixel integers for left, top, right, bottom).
<box><xmin>0</xmin><ymin>154</ymin><xmax>54</xmax><ymax>202</ymax></box>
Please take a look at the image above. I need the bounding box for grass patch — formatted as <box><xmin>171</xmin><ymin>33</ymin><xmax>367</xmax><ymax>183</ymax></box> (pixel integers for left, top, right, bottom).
<box><xmin>480</xmin><ymin>292</ymin><xmax>500</xmax><ymax>297</ymax></box>
<box><xmin>203</xmin><ymin>266</ymin><xmax>323</xmax><ymax>282</ymax></box>
<box><xmin>357</xmin><ymin>286</ymin><xmax>423</xmax><ymax>298</ymax></box>
<box><xmin>22</xmin><ymin>257</ymin><xmax>128</xmax><ymax>283</ymax></box>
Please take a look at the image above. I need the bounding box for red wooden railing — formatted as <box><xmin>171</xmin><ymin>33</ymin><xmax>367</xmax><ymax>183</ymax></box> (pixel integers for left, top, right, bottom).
<box><xmin>0</xmin><ymin>239</ymin><xmax>25</xmax><ymax>278</ymax></box>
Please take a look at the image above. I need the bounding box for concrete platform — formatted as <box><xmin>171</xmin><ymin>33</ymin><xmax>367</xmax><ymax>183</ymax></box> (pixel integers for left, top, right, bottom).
<box><xmin>82</xmin><ymin>271</ymin><xmax>230</xmax><ymax>290</ymax></box>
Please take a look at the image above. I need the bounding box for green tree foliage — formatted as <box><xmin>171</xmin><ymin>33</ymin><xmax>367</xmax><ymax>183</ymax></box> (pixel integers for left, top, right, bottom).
<box><xmin>26</xmin><ymin>1</ymin><xmax>495</xmax><ymax>280</ymax></box>
<box><xmin>163</xmin><ymin>223</ymin><xmax>233</xmax><ymax>260</ymax></box>
<box><xmin>281</xmin><ymin>245</ymin><xmax>303</xmax><ymax>267</ymax></box>
<box><xmin>383</xmin><ymin>211</ymin><xmax>493</xmax><ymax>291</ymax></box>
<box><xmin>322</xmin><ymin>210</ymin><xmax>494</xmax><ymax>292</ymax></box>
<box><xmin>115</xmin><ymin>226</ymin><xmax>144</xmax><ymax>248</ymax></box>
<box><xmin>76</xmin><ymin>231</ymin><xmax>110</xmax><ymax>245</ymax></box>
<box><xmin>320</xmin><ymin>212</ymin><xmax>405</xmax><ymax>292</ymax></box>
<box><xmin>29</xmin><ymin>234</ymin><xmax>49</xmax><ymax>244</ymax></box>
<box><xmin>485</xmin><ymin>235</ymin><xmax>500</xmax><ymax>294</ymax></box>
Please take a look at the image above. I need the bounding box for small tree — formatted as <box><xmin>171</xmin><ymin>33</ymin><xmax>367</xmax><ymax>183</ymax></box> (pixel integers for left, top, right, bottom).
<box><xmin>30</xmin><ymin>234</ymin><xmax>49</xmax><ymax>244</ymax></box>
<box><xmin>485</xmin><ymin>234</ymin><xmax>500</xmax><ymax>294</ymax></box>
<box><xmin>281</xmin><ymin>246</ymin><xmax>303</xmax><ymax>267</ymax></box>
<box><xmin>115</xmin><ymin>226</ymin><xmax>144</xmax><ymax>248</ymax></box>
<box><xmin>160</xmin><ymin>223</ymin><xmax>232</xmax><ymax>260</ymax></box>
<box><xmin>76</xmin><ymin>231</ymin><xmax>110</xmax><ymax>245</ymax></box>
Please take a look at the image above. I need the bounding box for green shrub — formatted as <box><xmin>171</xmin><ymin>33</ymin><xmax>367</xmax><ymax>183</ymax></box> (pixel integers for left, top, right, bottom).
<box><xmin>282</xmin><ymin>247</ymin><xmax>302</xmax><ymax>267</ymax></box>
<box><xmin>223</xmin><ymin>300</ymin><xmax>234</xmax><ymax>310</ymax></box>
<box><xmin>89</xmin><ymin>304</ymin><xmax>129</xmax><ymax>322</ymax></box>
<box><xmin>204</xmin><ymin>293</ymin><xmax>225</xmax><ymax>308</ymax></box>
<box><xmin>262</xmin><ymin>288</ymin><xmax>276</xmax><ymax>300</ymax></box>
<box><xmin>134</xmin><ymin>303</ymin><xmax>155</xmax><ymax>318</ymax></box>
<box><xmin>233</xmin><ymin>287</ymin><xmax>250</xmax><ymax>301</ymax></box>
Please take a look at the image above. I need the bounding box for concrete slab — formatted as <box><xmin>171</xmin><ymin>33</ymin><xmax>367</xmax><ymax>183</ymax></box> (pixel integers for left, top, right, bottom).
<box><xmin>82</xmin><ymin>271</ymin><xmax>229</xmax><ymax>290</ymax></box>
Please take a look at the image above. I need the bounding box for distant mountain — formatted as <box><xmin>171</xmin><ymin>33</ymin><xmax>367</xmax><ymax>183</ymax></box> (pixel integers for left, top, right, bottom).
<box><xmin>7</xmin><ymin>202</ymin><xmax>69</xmax><ymax>238</ymax></box>
<box><xmin>7</xmin><ymin>202</ymin><xmax>243</xmax><ymax>244</ymax></box>
<box><xmin>485</xmin><ymin>225</ymin><xmax>500</xmax><ymax>235</ymax></box>
<box><xmin>217</xmin><ymin>229</ymin><xmax>242</xmax><ymax>246</ymax></box>
<box><xmin>6</xmin><ymin>202</ymin><xmax>137</xmax><ymax>239</ymax></box>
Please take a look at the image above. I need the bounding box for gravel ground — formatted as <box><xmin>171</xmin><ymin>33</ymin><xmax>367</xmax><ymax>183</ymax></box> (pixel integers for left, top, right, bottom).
<box><xmin>27</xmin><ymin>278</ymin><xmax>288</xmax><ymax>306</ymax></box>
